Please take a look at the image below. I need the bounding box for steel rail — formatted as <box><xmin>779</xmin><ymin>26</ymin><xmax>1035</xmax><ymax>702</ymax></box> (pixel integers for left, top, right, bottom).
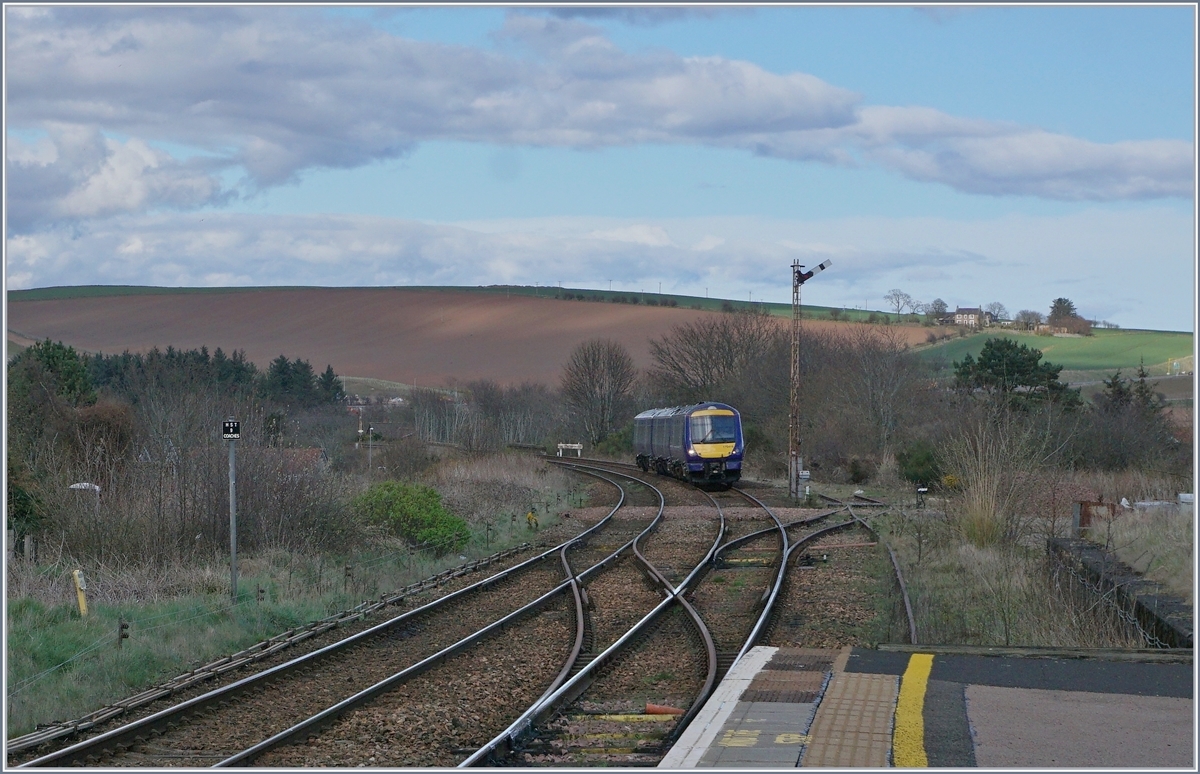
<box><xmin>846</xmin><ymin>505</ymin><xmax>918</xmax><ymax>645</ymax></box>
<box><xmin>529</xmin><ymin>467</ymin><xmax>629</xmax><ymax>711</ymax></box>
<box><xmin>215</xmin><ymin>578</ymin><xmax>580</xmax><ymax>767</ymax></box>
<box><xmin>18</xmin><ymin>483</ymin><xmax>630</xmax><ymax>769</ymax></box>
<box><xmin>222</xmin><ymin>463</ymin><xmax>659</xmax><ymax>769</ymax></box>
<box><xmin>724</xmin><ymin>486</ymin><xmax>789</xmax><ymax>671</ymax></box>
<box><xmin>460</xmin><ymin>462</ymin><xmax>725</xmax><ymax>767</ymax></box>
<box><xmin>460</xmin><ymin>595</ymin><xmax>683</xmax><ymax>767</ymax></box>
<box><xmin>5</xmin><ymin>544</ymin><xmax>539</xmax><ymax>755</ymax></box>
<box><xmin>715</xmin><ymin>506</ymin><xmax>847</xmax><ymax>557</ymax></box>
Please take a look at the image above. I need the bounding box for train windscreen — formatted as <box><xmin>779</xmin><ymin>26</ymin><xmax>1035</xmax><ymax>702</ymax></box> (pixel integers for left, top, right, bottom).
<box><xmin>690</xmin><ymin>414</ymin><xmax>737</xmax><ymax>444</ymax></box>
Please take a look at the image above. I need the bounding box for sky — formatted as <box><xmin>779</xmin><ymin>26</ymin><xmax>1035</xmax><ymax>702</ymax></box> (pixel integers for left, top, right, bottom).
<box><xmin>4</xmin><ymin>4</ymin><xmax>1197</xmax><ymax>331</ymax></box>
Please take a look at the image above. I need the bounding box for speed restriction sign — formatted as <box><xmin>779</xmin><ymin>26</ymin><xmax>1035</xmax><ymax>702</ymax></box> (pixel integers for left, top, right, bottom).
<box><xmin>222</xmin><ymin>420</ymin><xmax>241</xmax><ymax>440</ymax></box>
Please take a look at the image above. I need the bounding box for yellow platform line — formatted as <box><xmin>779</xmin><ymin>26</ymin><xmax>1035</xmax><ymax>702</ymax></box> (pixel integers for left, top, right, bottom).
<box><xmin>892</xmin><ymin>653</ymin><xmax>933</xmax><ymax>767</ymax></box>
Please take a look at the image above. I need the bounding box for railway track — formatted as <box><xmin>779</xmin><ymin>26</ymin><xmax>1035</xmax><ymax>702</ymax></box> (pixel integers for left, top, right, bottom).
<box><xmin>223</xmin><ymin>463</ymin><xmax>678</xmax><ymax>768</ymax></box>
<box><xmin>463</xmin><ymin>461</ymin><xmax>796</xmax><ymax>767</ymax></box>
<box><xmin>14</xmin><ymin>458</ymin><xmax>915</xmax><ymax>769</ymax></box>
<box><xmin>15</xmin><ymin>471</ymin><xmax>637</xmax><ymax>768</ymax></box>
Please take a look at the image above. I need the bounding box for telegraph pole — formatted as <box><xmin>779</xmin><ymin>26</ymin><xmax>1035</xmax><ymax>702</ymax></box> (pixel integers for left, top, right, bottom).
<box><xmin>789</xmin><ymin>259</ymin><xmax>831</xmax><ymax>500</ymax></box>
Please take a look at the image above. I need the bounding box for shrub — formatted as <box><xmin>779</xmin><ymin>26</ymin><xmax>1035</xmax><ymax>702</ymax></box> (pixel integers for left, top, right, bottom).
<box><xmin>351</xmin><ymin>481</ymin><xmax>469</xmax><ymax>555</ymax></box>
<box><xmin>897</xmin><ymin>441</ymin><xmax>940</xmax><ymax>486</ymax></box>
<box><xmin>593</xmin><ymin>424</ymin><xmax>633</xmax><ymax>457</ymax></box>
<box><xmin>848</xmin><ymin>458</ymin><xmax>872</xmax><ymax>484</ymax></box>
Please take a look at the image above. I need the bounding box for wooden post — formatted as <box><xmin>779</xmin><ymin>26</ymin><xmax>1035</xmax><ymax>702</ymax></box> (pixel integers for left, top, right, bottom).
<box><xmin>72</xmin><ymin>570</ymin><xmax>89</xmax><ymax>617</ymax></box>
<box><xmin>24</xmin><ymin>534</ymin><xmax>35</xmax><ymax>563</ymax></box>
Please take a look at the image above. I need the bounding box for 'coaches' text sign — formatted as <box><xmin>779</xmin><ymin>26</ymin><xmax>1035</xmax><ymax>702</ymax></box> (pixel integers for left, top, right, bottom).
<box><xmin>222</xmin><ymin>421</ymin><xmax>241</xmax><ymax>440</ymax></box>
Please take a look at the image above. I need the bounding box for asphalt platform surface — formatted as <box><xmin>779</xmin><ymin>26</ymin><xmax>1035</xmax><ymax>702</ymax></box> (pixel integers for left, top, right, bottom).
<box><xmin>661</xmin><ymin>646</ymin><xmax>1194</xmax><ymax>768</ymax></box>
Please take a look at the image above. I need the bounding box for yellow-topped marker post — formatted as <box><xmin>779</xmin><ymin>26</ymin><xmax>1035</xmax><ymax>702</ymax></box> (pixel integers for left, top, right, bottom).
<box><xmin>72</xmin><ymin>569</ymin><xmax>88</xmax><ymax>617</ymax></box>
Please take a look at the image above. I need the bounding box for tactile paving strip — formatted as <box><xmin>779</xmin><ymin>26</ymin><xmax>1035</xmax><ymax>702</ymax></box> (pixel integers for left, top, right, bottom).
<box><xmin>741</xmin><ymin>670</ymin><xmax>827</xmax><ymax>703</ymax></box>
<box><xmin>800</xmin><ymin>672</ymin><xmax>898</xmax><ymax>767</ymax></box>
<box><xmin>762</xmin><ymin>652</ymin><xmax>836</xmax><ymax>671</ymax></box>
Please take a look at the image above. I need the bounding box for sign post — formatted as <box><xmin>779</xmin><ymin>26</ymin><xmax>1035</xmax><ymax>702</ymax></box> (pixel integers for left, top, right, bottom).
<box><xmin>223</xmin><ymin>419</ymin><xmax>241</xmax><ymax>602</ymax></box>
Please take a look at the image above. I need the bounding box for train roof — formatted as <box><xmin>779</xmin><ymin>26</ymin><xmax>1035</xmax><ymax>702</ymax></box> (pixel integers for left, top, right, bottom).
<box><xmin>634</xmin><ymin>402</ymin><xmax>739</xmax><ymax>420</ymax></box>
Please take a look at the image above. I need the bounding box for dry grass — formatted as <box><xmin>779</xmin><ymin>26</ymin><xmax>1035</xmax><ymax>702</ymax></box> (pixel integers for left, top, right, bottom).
<box><xmin>878</xmin><ymin>508</ymin><xmax>1146</xmax><ymax>648</ymax></box>
<box><xmin>937</xmin><ymin>409</ymin><xmax>1049</xmax><ymax>547</ymax></box>
<box><xmin>1093</xmin><ymin>504</ymin><xmax>1194</xmax><ymax>605</ymax></box>
<box><xmin>872</xmin><ymin>456</ymin><xmax>1192</xmax><ymax>648</ymax></box>
<box><xmin>423</xmin><ymin>453</ymin><xmax>580</xmax><ymax>527</ymax></box>
<box><xmin>5</xmin><ymin>450</ymin><xmax>590</xmax><ymax>738</ymax></box>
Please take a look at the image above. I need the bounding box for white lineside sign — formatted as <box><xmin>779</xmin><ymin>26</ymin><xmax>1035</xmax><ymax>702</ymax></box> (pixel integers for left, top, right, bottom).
<box><xmin>558</xmin><ymin>444</ymin><xmax>583</xmax><ymax>457</ymax></box>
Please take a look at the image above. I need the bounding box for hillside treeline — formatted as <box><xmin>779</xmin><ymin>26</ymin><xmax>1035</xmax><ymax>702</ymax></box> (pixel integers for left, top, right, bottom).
<box><xmin>550</xmin><ymin>311</ymin><xmax>1189</xmax><ymax>487</ymax></box>
<box><xmin>401</xmin><ymin>310</ymin><xmax>1186</xmax><ymax>487</ymax></box>
<box><xmin>7</xmin><ymin>318</ymin><xmax>1189</xmax><ymax>567</ymax></box>
<box><xmin>7</xmin><ymin>341</ymin><xmax>352</xmax><ymax>565</ymax></box>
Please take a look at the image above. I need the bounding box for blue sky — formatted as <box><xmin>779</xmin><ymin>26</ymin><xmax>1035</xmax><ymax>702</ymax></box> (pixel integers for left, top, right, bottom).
<box><xmin>5</xmin><ymin>4</ymin><xmax>1196</xmax><ymax>330</ymax></box>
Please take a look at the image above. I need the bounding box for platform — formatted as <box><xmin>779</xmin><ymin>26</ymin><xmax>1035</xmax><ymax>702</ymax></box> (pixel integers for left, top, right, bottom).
<box><xmin>659</xmin><ymin>646</ymin><xmax>1193</xmax><ymax>768</ymax></box>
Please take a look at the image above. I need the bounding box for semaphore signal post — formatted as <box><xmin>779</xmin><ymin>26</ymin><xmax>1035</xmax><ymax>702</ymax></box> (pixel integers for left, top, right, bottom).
<box><xmin>790</xmin><ymin>259</ymin><xmax>831</xmax><ymax>500</ymax></box>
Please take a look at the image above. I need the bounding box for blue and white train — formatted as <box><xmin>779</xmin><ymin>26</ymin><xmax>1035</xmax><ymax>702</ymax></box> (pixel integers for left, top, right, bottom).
<box><xmin>633</xmin><ymin>402</ymin><xmax>744</xmax><ymax>488</ymax></box>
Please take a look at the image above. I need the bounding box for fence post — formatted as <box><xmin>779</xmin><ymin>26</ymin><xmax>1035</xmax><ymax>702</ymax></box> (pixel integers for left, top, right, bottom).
<box><xmin>6</xmin><ymin>530</ymin><xmax>14</xmax><ymax>561</ymax></box>
<box><xmin>72</xmin><ymin>570</ymin><xmax>89</xmax><ymax>617</ymax></box>
<box><xmin>117</xmin><ymin>618</ymin><xmax>129</xmax><ymax>649</ymax></box>
<box><xmin>24</xmin><ymin>534</ymin><xmax>35</xmax><ymax>563</ymax></box>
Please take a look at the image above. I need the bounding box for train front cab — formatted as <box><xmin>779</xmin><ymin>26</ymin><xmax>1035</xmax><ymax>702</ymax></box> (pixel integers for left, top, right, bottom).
<box><xmin>684</xmin><ymin>405</ymin><xmax>743</xmax><ymax>487</ymax></box>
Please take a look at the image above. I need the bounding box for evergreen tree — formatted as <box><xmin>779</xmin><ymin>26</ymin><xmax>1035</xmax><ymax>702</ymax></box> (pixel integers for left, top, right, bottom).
<box><xmin>954</xmin><ymin>338</ymin><xmax>1081</xmax><ymax>408</ymax></box>
<box><xmin>317</xmin><ymin>365</ymin><xmax>344</xmax><ymax>403</ymax></box>
<box><xmin>1097</xmin><ymin>370</ymin><xmax>1133</xmax><ymax>413</ymax></box>
<box><xmin>12</xmin><ymin>339</ymin><xmax>96</xmax><ymax>406</ymax></box>
<box><xmin>262</xmin><ymin>354</ymin><xmax>293</xmax><ymax>402</ymax></box>
<box><xmin>1048</xmin><ymin>297</ymin><xmax>1078</xmax><ymax>324</ymax></box>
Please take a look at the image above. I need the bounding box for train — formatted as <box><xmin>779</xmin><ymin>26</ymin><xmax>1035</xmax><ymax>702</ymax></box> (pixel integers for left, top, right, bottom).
<box><xmin>633</xmin><ymin>402</ymin><xmax>744</xmax><ymax>488</ymax></box>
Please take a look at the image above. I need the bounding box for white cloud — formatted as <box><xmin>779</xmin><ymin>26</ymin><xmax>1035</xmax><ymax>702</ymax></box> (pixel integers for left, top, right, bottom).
<box><xmin>5</xmin><ymin>209</ymin><xmax>1192</xmax><ymax>331</ymax></box>
<box><xmin>6</xmin><ymin>124</ymin><xmax>229</xmax><ymax>229</ymax></box>
<box><xmin>587</xmin><ymin>224</ymin><xmax>674</xmax><ymax>246</ymax></box>
<box><xmin>6</xmin><ymin>5</ymin><xmax>1188</xmax><ymax>233</ymax></box>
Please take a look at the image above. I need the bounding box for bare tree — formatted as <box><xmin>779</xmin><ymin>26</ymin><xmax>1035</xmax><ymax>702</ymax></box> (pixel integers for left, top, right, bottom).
<box><xmin>884</xmin><ymin>289</ymin><xmax>914</xmax><ymax>316</ymax></box>
<box><xmin>647</xmin><ymin>311</ymin><xmax>783</xmax><ymax>403</ymax></box>
<box><xmin>984</xmin><ymin>302</ymin><xmax>1009</xmax><ymax>322</ymax></box>
<box><xmin>1014</xmin><ymin>309</ymin><xmax>1044</xmax><ymax>330</ymax></box>
<box><xmin>835</xmin><ymin>325</ymin><xmax>924</xmax><ymax>456</ymax></box>
<box><xmin>561</xmin><ymin>339</ymin><xmax>637</xmax><ymax>445</ymax></box>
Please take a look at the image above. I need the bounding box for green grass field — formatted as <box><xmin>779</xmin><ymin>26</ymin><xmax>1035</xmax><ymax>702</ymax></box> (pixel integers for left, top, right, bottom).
<box><xmin>917</xmin><ymin>328</ymin><xmax>1194</xmax><ymax>379</ymax></box>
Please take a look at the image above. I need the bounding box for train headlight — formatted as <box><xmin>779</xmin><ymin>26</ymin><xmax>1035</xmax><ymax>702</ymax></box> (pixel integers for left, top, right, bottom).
<box><xmin>687</xmin><ymin>446</ymin><xmax>697</xmax><ymax>457</ymax></box>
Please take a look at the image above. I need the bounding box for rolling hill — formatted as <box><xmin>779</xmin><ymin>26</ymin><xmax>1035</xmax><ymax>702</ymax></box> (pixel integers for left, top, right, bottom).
<box><xmin>4</xmin><ymin>286</ymin><xmax>928</xmax><ymax>387</ymax></box>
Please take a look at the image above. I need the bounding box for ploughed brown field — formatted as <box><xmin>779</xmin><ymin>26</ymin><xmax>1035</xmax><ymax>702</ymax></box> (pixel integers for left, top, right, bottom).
<box><xmin>6</xmin><ymin>287</ymin><xmax>930</xmax><ymax>386</ymax></box>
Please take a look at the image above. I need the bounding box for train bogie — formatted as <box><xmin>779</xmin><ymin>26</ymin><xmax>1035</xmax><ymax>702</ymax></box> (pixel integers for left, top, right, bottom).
<box><xmin>633</xmin><ymin>403</ymin><xmax>744</xmax><ymax>487</ymax></box>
